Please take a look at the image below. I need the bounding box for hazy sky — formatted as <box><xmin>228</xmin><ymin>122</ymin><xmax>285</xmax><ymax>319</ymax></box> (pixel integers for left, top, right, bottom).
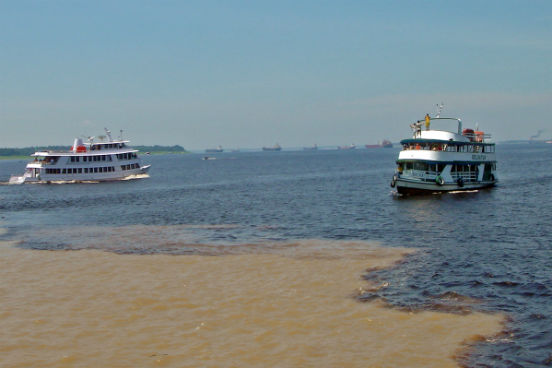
<box><xmin>1</xmin><ymin>0</ymin><xmax>551</xmax><ymax>149</ymax></box>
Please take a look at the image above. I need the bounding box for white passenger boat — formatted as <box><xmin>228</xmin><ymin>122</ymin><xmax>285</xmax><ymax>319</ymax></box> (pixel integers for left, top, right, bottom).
<box><xmin>9</xmin><ymin>129</ymin><xmax>151</xmax><ymax>184</ymax></box>
<box><xmin>390</xmin><ymin>109</ymin><xmax>497</xmax><ymax>195</ymax></box>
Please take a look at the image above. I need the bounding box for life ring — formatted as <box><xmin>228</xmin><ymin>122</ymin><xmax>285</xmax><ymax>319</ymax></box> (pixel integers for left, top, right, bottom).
<box><xmin>390</xmin><ymin>174</ymin><xmax>398</xmax><ymax>188</ymax></box>
<box><xmin>435</xmin><ymin>175</ymin><xmax>445</xmax><ymax>186</ymax></box>
<box><xmin>457</xmin><ymin>177</ymin><xmax>464</xmax><ymax>187</ymax></box>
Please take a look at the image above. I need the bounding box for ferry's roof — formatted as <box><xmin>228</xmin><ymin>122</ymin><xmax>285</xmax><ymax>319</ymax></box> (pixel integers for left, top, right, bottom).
<box><xmin>400</xmin><ymin>138</ymin><xmax>492</xmax><ymax>145</ymax></box>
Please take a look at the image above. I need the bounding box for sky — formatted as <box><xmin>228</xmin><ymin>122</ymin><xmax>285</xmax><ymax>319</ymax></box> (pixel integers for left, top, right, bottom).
<box><xmin>1</xmin><ymin>0</ymin><xmax>551</xmax><ymax>149</ymax></box>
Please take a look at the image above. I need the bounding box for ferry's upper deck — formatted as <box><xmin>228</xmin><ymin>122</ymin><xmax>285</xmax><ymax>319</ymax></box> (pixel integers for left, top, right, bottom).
<box><xmin>402</xmin><ymin>117</ymin><xmax>493</xmax><ymax>145</ymax></box>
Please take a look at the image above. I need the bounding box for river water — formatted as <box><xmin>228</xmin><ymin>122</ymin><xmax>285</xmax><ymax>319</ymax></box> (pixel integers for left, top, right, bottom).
<box><xmin>0</xmin><ymin>143</ymin><xmax>550</xmax><ymax>367</ymax></box>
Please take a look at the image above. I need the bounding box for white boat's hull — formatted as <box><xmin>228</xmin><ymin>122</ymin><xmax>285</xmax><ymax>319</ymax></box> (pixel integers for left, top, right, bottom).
<box><xmin>394</xmin><ymin>177</ymin><xmax>496</xmax><ymax>195</ymax></box>
<box><xmin>9</xmin><ymin>166</ymin><xmax>150</xmax><ymax>184</ymax></box>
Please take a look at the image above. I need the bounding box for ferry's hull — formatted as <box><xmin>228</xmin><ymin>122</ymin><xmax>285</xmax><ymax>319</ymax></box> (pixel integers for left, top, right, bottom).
<box><xmin>394</xmin><ymin>178</ymin><xmax>496</xmax><ymax>195</ymax></box>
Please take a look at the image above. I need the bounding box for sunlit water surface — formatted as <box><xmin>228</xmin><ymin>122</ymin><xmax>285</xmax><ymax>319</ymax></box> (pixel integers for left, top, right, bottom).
<box><xmin>1</xmin><ymin>144</ymin><xmax>551</xmax><ymax>367</ymax></box>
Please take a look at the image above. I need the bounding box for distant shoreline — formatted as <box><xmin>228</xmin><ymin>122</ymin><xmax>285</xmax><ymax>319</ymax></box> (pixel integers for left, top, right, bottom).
<box><xmin>0</xmin><ymin>145</ymin><xmax>188</xmax><ymax>159</ymax></box>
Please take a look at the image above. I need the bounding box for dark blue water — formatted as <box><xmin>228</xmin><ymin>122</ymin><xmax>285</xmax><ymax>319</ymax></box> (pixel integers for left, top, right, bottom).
<box><xmin>1</xmin><ymin>144</ymin><xmax>551</xmax><ymax>367</ymax></box>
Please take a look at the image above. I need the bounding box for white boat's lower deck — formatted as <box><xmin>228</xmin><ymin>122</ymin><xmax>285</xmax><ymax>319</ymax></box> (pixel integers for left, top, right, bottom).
<box><xmin>9</xmin><ymin>165</ymin><xmax>151</xmax><ymax>184</ymax></box>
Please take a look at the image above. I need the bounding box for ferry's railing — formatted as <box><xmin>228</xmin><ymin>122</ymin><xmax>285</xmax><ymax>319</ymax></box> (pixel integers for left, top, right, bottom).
<box><xmin>462</xmin><ymin>132</ymin><xmax>492</xmax><ymax>143</ymax></box>
<box><xmin>400</xmin><ymin>170</ymin><xmax>479</xmax><ymax>183</ymax></box>
<box><xmin>450</xmin><ymin>172</ymin><xmax>479</xmax><ymax>182</ymax></box>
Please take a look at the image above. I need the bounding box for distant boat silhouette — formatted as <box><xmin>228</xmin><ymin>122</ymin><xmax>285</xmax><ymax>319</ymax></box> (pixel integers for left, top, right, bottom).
<box><xmin>262</xmin><ymin>144</ymin><xmax>281</xmax><ymax>151</ymax></box>
<box><xmin>365</xmin><ymin>140</ymin><xmax>393</xmax><ymax>148</ymax></box>
<box><xmin>303</xmin><ymin>144</ymin><xmax>318</xmax><ymax>151</ymax></box>
<box><xmin>205</xmin><ymin>145</ymin><xmax>223</xmax><ymax>153</ymax></box>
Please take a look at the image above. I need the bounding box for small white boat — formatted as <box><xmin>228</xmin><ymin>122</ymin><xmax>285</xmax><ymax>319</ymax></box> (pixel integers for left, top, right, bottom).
<box><xmin>9</xmin><ymin>129</ymin><xmax>151</xmax><ymax>184</ymax></box>
<box><xmin>390</xmin><ymin>107</ymin><xmax>497</xmax><ymax>195</ymax></box>
<box><xmin>338</xmin><ymin>144</ymin><xmax>356</xmax><ymax>150</ymax></box>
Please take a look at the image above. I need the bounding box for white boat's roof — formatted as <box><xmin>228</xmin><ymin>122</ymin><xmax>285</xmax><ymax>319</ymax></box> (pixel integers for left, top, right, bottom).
<box><xmin>86</xmin><ymin>140</ymin><xmax>130</xmax><ymax>146</ymax></box>
<box><xmin>31</xmin><ymin>148</ymin><xmax>138</xmax><ymax>157</ymax></box>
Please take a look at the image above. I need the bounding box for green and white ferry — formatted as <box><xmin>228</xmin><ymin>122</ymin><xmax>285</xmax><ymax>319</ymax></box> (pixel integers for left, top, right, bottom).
<box><xmin>390</xmin><ymin>109</ymin><xmax>497</xmax><ymax>195</ymax></box>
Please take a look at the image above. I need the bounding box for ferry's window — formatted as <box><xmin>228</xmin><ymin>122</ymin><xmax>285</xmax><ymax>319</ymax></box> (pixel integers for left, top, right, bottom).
<box><xmin>78</xmin><ymin>168</ymin><xmax>82</xmax><ymax>173</ymax></box>
<box><xmin>62</xmin><ymin>169</ymin><xmax>66</xmax><ymax>174</ymax></box>
<box><xmin>102</xmin><ymin>156</ymin><xmax>106</xmax><ymax>161</ymax></box>
<box><xmin>83</xmin><ymin>168</ymin><xmax>87</xmax><ymax>173</ymax></box>
<box><xmin>76</xmin><ymin>157</ymin><xmax>80</xmax><ymax>162</ymax></box>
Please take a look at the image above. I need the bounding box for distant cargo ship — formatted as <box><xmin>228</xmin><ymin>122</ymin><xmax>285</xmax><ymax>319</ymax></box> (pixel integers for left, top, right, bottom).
<box><xmin>262</xmin><ymin>144</ymin><xmax>282</xmax><ymax>151</ymax></box>
<box><xmin>365</xmin><ymin>140</ymin><xmax>393</xmax><ymax>148</ymax></box>
<box><xmin>205</xmin><ymin>145</ymin><xmax>223</xmax><ymax>153</ymax></box>
<box><xmin>303</xmin><ymin>144</ymin><xmax>318</xmax><ymax>151</ymax></box>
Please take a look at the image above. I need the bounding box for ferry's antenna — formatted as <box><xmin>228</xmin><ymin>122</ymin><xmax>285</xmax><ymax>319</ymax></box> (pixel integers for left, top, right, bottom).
<box><xmin>435</xmin><ymin>102</ymin><xmax>444</xmax><ymax>118</ymax></box>
<box><xmin>104</xmin><ymin>128</ymin><xmax>113</xmax><ymax>142</ymax></box>
<box><xmin>119</xmin><ymin>129</ymin><xmax>123</xmax><ymax>140</ymax></box>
